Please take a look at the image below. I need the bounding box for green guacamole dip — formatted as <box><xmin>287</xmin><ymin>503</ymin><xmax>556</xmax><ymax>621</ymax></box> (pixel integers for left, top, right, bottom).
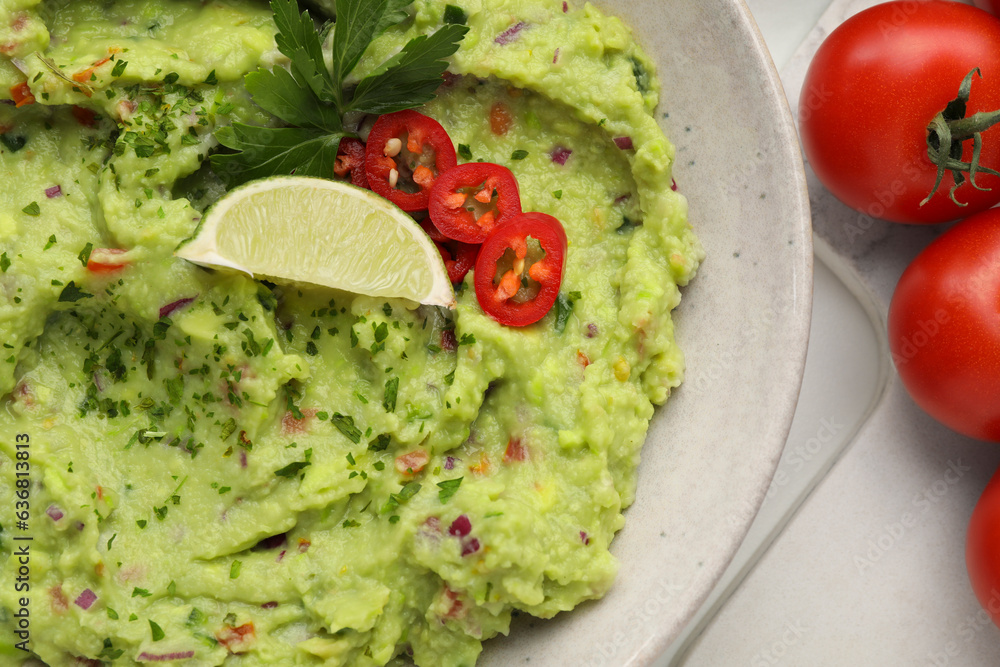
<box><xmin>0</xmin><ymin>0</ymin><xmax>703</xmax><ymax>664</ymax></box>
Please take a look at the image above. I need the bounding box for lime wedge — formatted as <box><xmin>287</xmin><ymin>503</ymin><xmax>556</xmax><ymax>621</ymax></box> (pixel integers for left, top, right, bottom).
<box><xmin>176</xmin><ymin>177</ymin><xmax>455</xmax><ymax>308</ymax></box>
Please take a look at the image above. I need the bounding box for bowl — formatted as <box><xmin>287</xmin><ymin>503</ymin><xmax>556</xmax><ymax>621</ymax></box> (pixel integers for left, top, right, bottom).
<box><xmin>478</xmin><ymin>0</ymin><xmax>813</xmax><ymax>663</ymax></box>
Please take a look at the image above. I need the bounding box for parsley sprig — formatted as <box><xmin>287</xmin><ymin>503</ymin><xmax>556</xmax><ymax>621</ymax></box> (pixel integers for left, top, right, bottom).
<box><xmin>211</xmin><ymin>0</ymin><xmax>468</xmax><ymax>186</ymax></box>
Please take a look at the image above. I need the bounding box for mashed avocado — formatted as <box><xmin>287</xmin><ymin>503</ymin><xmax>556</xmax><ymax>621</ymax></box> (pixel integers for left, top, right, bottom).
<box><xmin>0</xmin><ymin>0</ymin><xmax>702</xmax><ymax>665</ymax></box>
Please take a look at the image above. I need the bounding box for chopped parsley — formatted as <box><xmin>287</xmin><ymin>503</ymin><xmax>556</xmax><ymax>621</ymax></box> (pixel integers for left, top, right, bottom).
<box><xmin>437</xmin><ymin>477</ymin><xmax>463</xmax><ymax>503</ymax></box>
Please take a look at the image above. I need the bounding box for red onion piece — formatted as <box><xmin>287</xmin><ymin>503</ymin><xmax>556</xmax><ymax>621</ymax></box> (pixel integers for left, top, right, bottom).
<box><xmin>448</xmin><ymin>515</ymin><xmax>472</xmax><ymax>537</ymax></box>
<box><xmin>495</xmin><ymin>21</ymin><xmax>527</xmax><ymax>45</ymax></box>
<box><xmin>74</xmin><ymin>589</ymin><xmax>97</xmax><ymax>610</ymax></box>
<box><xmin>580</xmin><ymin>531</ymin><xmax>591</xmax><ymax>545</ymax></box>
<box><xmin>444</xmin><ymin>456</ymin><xmax>460</xmax><ymax>470</ymax></box>
<box><xmin>441</xmin><ymin>329</ymin><xmax>457</xmax><ymax>352</ymax></box>
<box><xmin>550</xmin><ymin>146</ymin><xmax>572</xmax><ymax>165</ymax></box>
<box><xmin>240</xmin><ymin>451</ymin><xmax>248</xmax><ymax>469</ymax></box>
<box><xmin>159</xmin><ymin>296</ymin><xmax>196</xmax><ymax>319</ymax></box>
<box><xmin>671</xmin><ymin>178</ymin><xmax>678</xmax><ymax>191</ymax></box>
<box><xmin>46</xmin><ymin>505</ymin><xmax>64</xmax><ymax>521</ymax></box>
<box><xmin>461</xmin><ymin>538</ymin><xmax>481</xmax><ymax>556</ymax></box>
<box><xmin>563</xmin><ymin>1</ymin><xmax>568</xmax><ymax>11</ymax></box>
<box><xmin>45</xmin><ymin>185</ymin><xmax>62</xmax><ymax>198</ymax></box>
<box><xmin>613</xmin><ymin>136</ymin><xmax>634</xmax><ymax>150</ymax></box>
<box><xmin>137</xmin><ymin>652</ymin><xmax>195</xmax><ymax>662</ymax></box>
<box><xmin>261</xmin><ymin>601</ymin><xmax>279</xmax><ymax>609</ymax></box>
<box><xmin>553</xmin><ymin>48</ymin><xmax>560</xmax><ymax>64</ymax></box>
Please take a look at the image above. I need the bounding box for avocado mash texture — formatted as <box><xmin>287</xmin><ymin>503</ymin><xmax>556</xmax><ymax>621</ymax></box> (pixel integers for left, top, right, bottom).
<box><xmin>0</xmin><ymin>0</ymin><xmax>702</xmax><ymax>664</ymax></box>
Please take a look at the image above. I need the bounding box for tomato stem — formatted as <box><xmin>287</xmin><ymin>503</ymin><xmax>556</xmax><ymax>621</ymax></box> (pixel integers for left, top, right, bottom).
<box><xmin>924</xmin><ymin>69</ymin><xmax>1000</xmax><ymax>207</ymax></box>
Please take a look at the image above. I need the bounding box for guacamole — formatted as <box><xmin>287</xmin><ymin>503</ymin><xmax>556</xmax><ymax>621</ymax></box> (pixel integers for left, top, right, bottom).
<box><xmin>0</xmin><ymin>0</ymin><xmax>702</xmax><ymax>665</ymax></box>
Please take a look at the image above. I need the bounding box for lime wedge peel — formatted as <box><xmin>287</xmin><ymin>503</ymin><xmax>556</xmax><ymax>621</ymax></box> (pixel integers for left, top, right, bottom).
<box><xmin>176</xmin><ymin>177</ymin><xmax>455</xmax><ymax>308</ymax></box>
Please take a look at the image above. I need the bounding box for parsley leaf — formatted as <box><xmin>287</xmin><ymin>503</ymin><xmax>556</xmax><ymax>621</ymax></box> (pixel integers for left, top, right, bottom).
<box><xmin>330</xmin><ymin>0</ymin><xmax>413</xmax><ymax>104</ymax></box>
<box><xmin>244</xmin><ymin>66</ymin><xmax>341</xmax><ymax>131</ymax></box>
<box><xmin>211</xmin><ymin>0</ymin><xmax>467</xmax><ymax>187</ymax></box>
<box><xmin>348</xmin><ymin>25</ymin><xmax>468</xmax><ymax>115</ymax></box>
<box><xmin>212</xmin><ymin>125</ymin><xmax>343</xmax><ymax>185</ymax></box>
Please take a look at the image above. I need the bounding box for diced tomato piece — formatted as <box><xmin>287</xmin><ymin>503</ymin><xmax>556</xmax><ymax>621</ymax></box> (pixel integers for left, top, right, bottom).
<box><xmin>503</xmin><ymin>438</ymin><xmax>528</xmax><ymax>463</ymax></box>
<box><xmin>86</xmin><ymin>248</ymin><xmax>129</xmax><ymax>274</ymax></box>
<box><xmin>72</xmin><ymin>57</ymin><xmax>111</xmax><ymax>84</ymax></box>
<box><xmin>490</xmin><ymin>102</ymin><xmax>513</xmax><ymax>136</ymax></box>
<box><xmin>395</xmin><ymin>449</ymin><xmax>430</xmax><ymax>476</ymax></box>
<box><xmin>71</xmin><ymin>106</ymin><xmax>99</xmax><ymax>128</ymax></box>
<box><xmin>281</xmin><ymin>408</ymin><xmax>317</xmax><ymax>435</ymax></box>
<box><xmin>469</xmin><ymin>452</ymin><xmax>491</xmax><ymax>476</ymax></box>
<box><xmin>10</xmin><ymin>82</ymin><xmax>34</xmax><ymax>108</ymax></box>
<box><xmin>216</xmin><ymin>622</ymin><xmax>255</xmax><ymax>653</ymax></box>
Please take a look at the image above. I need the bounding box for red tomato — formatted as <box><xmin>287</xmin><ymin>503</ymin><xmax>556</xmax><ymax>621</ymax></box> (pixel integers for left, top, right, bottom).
<box><xmin>800</xmin><ymin>1</ymin><xmax>1000</xmax><ymax>224</ymax></box>
<box><xmin>888</xmin><ymin>208</ymin><xmax>1000</xmax><ymax>441</ymax></box>
<box><xmin>428</xmin><ymin>162</ymin><xmax>522</xmax><ymax>244</ymax></box>
<box><xmin>86</xmin><ymin>248</ymin><xmax>129</xmax><ymax>274</ymax></box>
<box><xmin>474</xmin><ymin>212</ymin><xmax>566</xmax><ymax>327</ymax></box>
<box><xmin>364</xmin><ymin>110</ymin><xmax>457</xmax><ymax>212</ymax></box>
<box><xmin>967</xmin><ymin>465</ymin><xmax>1000</xmax><ymax>628</ymax></box>
<box><xmin>333</xmin><ymin>137</ymin><xmax>369</xmax><ymax>189</ymax></box>
<box><xmin>973</xmin><ymin>0</ymin><xmax>1000</xmax><ymax>17</ymax></box>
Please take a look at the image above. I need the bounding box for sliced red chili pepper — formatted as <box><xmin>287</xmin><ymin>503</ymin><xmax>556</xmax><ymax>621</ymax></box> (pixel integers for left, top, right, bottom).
<box><xmin>86</xmin><ymin>248</ymin><xmax>129</xmax><ymax>274</ymax></box>
<box><xmin>428</xmin><ymin>162</ymin><xmax>522</xmax><ymax>244</ymax></box>
<box><xmin>437</xmin><ymin>238</ymin><xmax>478</xmax><ymax>285</ymax></box>
<box><xmin>420</xmin><ymin>218</ymin><xmax>448</xmax><ymax>243</ymax></box>
<box><xmin>364</xmin><ymin>110</ymin><xmax>457</xmax><ymax>212</ymax></box>
<box><xmin>474</xmin><ymin>212</ymin><xmax>567</xmax><ymax>327</ymax></box>
<box><xmin>334</xmin><ymin>137</ymin><xmax>369</xmax><ymax>189</ymax></box>
<box><xmin>10</xmin><ymin>81</ymin><xmax>34</xmax><ymax>108</ymax></box>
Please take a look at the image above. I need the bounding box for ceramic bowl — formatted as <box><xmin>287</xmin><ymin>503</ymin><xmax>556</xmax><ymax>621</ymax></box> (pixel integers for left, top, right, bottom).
<box><xmin>478</xmin><ymin>0</ymin><xmax>813</xmax><ymax>663</ymax></box>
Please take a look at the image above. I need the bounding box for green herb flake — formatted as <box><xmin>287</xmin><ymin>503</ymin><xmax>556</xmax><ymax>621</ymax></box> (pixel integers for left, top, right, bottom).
<box><xmin>369</xmin><ymin>433</ymin><xmax>390</xmax><ymax>452</ymax></box>
<box><xmin>78</xmin><ymin>242</ymin><xmax>94</xmax><ymax>267</ymax></box>
<box><xmin>437</xmin><ymin>477</ymin><xmax>463</xmax><ymax>503</ymax></box>
<box><xmin>111</xmin><ymin>60</ymin><xmax>128</xmax><ymax>77</ymax></box>
<box><xmin>0</xmin><ymin>252</ymin><xmax>9</xmax><ymax>273</ymax></box>
<box><xmin>58</xmin><ymin>282</ymin><xmax>93</xmax><ymax>303</ymax></box>
<box><xmin>443</xmin><ymin>4</ymin><xmax>468</xmax><ymax>24</ymax></box>
<box><xmin>132</xmin><ymin>587</ymin><xmax>151</xmax><ymax>598</ymax></box>
<box><xmin>511</xmin><ymin>149</ymin><xmax>529</xmax><ymax>160</ymax></box>
<box><xmin>22</xmin><ymin>202</ymin><xmax>40</xmax><ymax>217</ymax></box>
<box><xmin>274</xmin><ymin>460</ymin><xmax>311</xmax><ymax>478</ymax></box>
<box><xmin>554</xmin><ymin>291</ymin><xmax>581</xmax><ymax>334</ymax></box>
<box><xmin>230</xmin><ymin>560</ymin><xmax>242</xmax><ymax>579</ymax></box>
<box><xmin>383</xmin><ymin>376</ymin><xmax>399</xmax><ymax>412</ymax></box>
<box><xmin>331</xmin><ymin>413</ymin><xmax>362</xmax><ymax>444</ymax></box>
<box><xmin>44</xmin><ymin>235</ymin><xmax>56</xmax><ymax>249</ymax></box>
<box><xmin>149</xmin><ymin>620</ymin><xmax>165</xmax><ymax>641</ymax></box>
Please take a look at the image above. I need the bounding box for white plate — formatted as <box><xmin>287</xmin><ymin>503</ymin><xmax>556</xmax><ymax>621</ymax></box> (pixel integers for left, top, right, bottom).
<box><xmin>478</xmin><ymin>0</ymin><xmax>813</xmax><ymax>664</ymax></box>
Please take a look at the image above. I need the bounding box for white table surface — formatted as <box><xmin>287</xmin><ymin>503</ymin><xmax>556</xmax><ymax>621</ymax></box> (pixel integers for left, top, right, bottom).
<box><xmin>659</xmin><ymin>1</ymin><xmax>1000</xmax><ymax>665</ymax></box>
